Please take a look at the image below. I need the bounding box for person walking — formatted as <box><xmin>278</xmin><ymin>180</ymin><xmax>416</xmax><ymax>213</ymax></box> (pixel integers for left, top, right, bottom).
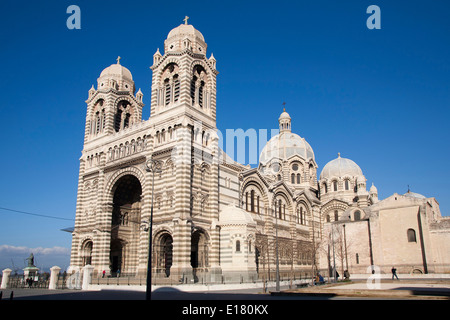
<box><xmin>391</xmin><ymin>266</ymin><xmax>399</xmax><ymax>280</ymax></box>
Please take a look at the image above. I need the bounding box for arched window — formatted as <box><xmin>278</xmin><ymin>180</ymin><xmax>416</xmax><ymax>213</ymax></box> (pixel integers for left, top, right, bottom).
<box><xmin>198</xmin><ymin>81</ymin><xmax>205</xmax><ymax>107</ymax></box>
<box><xmin>291</xmin><ymin>173</ymin><xmax>295</xmax><ymax>184</ymax></box>
<box><xmin>250</xmin><ymin>190</ymin><xmax>255</xmax><ymax>212</ymax></box>
<box><xmin>257</xmin><ymin>195</ymin><xmax>260</xmax><ymax>213</ymax></box>
<box><xmin>124</xmin><ymin>113</ymin><xmax>131</xmax><ymax>129</ymax></box>
<box><xmin>326</xmin><ymin>214</ymin><xmax>331</xmax><ymax>222</ymax></box>
<box><xmin>297</xmin><ymin>174</ymin><xmax>301</xmax><ymax>184</ymax></box>
<box><xmin>161</xmin><ymin>63</ymin><xmax>180</xmax><ymax>107</ymax></box>
<box><xmin>236</xmin><ymin>240</ymin><xmax>241</xmax><ymax>252</ymax></box>
<box><xmin>354</xmin><ymin>210</ymin><xmax>361</xmax><ymax>221</ymax></box>
<box><xmin>190</xmin><ymin>76</ymin><xmax>197</xmax><ymax>104</ymax></box>
<box><xmin>114</xmin><ymin>109</ymin><xmax>122</xmax><ymax>132</ymax></box>
<box><xmin>114</xmin><ymin>101</ymin><xmax>133</xmax><ymax>132</ymax></box>
<box><xmin>191</xmin><ymin>65</ymin><xmax>207</xmax><ymax>108</ymax></box>
<box><xmin>96</xmin><ymin>111</ymin><xmax>101</xmax><ymax>134</ymax></box>
<box><xmin>173</xmin><ymin>75</ymin><xmax>180</xmax><ymax>102</ymax></box>
<box><xmin>407</xmin><ymin>229</ymin><xmax>416</xmax><ymax>242</ymax></box>
<box><xmin>245</xmin><ymin>192</ymin><xmax>248</xmax><ymax>211</ymax></box>
<box><xmin>334</xmin><ymin>210</ymin><xmax>339</xmax><ymax>221</ymax></box>
<box><xmin>345</xmin><ymin>179</ymin><xmax>349</xmax><ymax>190</ymax></box>
<box><xmin>323</xmin><ymin>183</ymin><xmax>328</xmax><ymax>194</ymax></box>
<box><xmin>101</xmin><ymin>109</ymin><xmax>105</xmax><ymax>131</ymax></box>
<box><xmin>333</xmin><ymin>181</ymin><xmax>338</xmax><ymax>192</ymax></box>
<box><xmin>164</xmin><ymin>79</ymin><xmax>171</xmax><ymax>106</ymax></box>
<box><xmin>300</xmin><ymin>207</ymin><xmax>304</xmax><ymax>225</ymax></box>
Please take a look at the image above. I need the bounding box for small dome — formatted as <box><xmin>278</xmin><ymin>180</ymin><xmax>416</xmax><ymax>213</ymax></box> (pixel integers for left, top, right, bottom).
<box><xmin>167</xmin><ymin>23</ymin><xmax>205</xmax><ymax>43</ymax></box>
<box><xmin>99</xmin><ymin>58</ymin><xmax>133</xmax><ymax>81</ymax></box>
<box><xmin>369</xmin><ymin>183</ymin><xmax>378</xmax><ymax>193</ymax></box>
<box><xmin>279</xmin><ymin>110</ymin><xmax>291</xmax><ymax>120</ymax></box>
<box><xmin>165</xmin><ymin>19</ymin><xmax>207</xmax><ymax>54</ymax></box>
<box><xmin>320</xmin><ymin>154</ymin><xmax>363</xmax><ymax>180</ymax></box>
<box><xmin>219</xmin><ymin>204</ymin><xmax>255</xmax><ymax>225</ymax></box>
<box><xmin>403</xmin><ymin>190</ymin><xmax>426</xmax><ymax>199</ymax></box>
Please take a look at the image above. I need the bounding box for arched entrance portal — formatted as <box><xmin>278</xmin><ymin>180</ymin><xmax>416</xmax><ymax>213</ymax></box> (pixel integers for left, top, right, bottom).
<box><xmin>155</xmin><ymin>233</ymin><xmax>173</xmax><ymax>277</ymax></box>
<box><xmin>110</xmin><ymin>239</ymin><xmax>123</xmax><ymax>274</ymax></box>
<box><xmin>81</xmin><ymin>240</ymin><xmax>93</xmax><ymax>267</ymax></box>
<box><xmin>191</xmin><ymin>229</ymin><xmax>209</xmax><ymax>282</ymax></box>
<box><xmin>110</xmin><ymin>174</ymin><xmax>142</xmax><ymax>274</ymax></box>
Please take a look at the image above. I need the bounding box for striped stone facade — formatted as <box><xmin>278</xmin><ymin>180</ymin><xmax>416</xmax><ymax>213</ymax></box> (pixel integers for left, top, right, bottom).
<box><xmin>68</xmin><ymin>20</ymin><xmax>450</xmax><ymax>283</ymax></box>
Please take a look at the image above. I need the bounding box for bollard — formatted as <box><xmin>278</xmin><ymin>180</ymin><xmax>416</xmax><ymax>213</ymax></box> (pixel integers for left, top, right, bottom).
<box><xmin>49</xmin><ymin>266</ymin><xmax>61</xmax><ymax>290</ymax></box>
<box><xmin>82</xmin><ymin>265</ymin><xmax>94</xmax><ymax>290</ymax></box>
<box><xmin>1</xmin><ymin>269</ymin><xmax>12</xmax><ymax>289</ymax></box>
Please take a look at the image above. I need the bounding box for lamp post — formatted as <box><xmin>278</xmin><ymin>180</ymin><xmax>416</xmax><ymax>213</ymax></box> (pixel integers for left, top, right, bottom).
<box><xmin>145</xmin><ymin>158</ymin><xmax>162</xmax><ymax>300</ymax></box>
<box><xmin>331</xmin><ymin>223</ymin><xmax>337</xmax><ymax>283</ymax></box>
<box><xmin>269</xmin><ymin>186</ymin><xmax>280</xmax><ymax>292</ymax></box>
<box><xmin>343</xmin><ymin>224</ymin><xmax>348</xmax><ymax>272</ymax></box>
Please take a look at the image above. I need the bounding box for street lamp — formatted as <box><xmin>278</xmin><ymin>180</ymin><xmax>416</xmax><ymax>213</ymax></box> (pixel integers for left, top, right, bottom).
<box><xmin>269</xmin><ymin>186</ymin><xmax>280</xmax><ymax>292</ymax></box>
<box><xmin>145</xmin><ymin>158</ymin><xmax>163</xmax><ymax>300</ymax></box>
<box><xmin>331</xmin><ymin>223</ymin><xmax>337</xmax><ymax>283</ymax></box>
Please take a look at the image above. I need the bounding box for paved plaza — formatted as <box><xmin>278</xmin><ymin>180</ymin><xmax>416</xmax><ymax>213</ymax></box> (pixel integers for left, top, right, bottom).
<box><xmin>1</xmin><ymin>279</ymin><xmax>449</xmax><ymax>300</ymax></box>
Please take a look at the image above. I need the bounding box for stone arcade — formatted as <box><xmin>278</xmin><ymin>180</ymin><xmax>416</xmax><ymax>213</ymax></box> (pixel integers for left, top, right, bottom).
<box><xmin>68</xmin><ymin>20</ymin><xmax>450</xmax><ymax>283</ymax></box>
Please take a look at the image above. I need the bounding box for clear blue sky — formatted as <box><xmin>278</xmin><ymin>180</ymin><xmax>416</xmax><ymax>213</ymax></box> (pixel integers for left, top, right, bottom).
<box><xmin>0</xmin><ymin>0</ymin><xmax>449</xmax><ymax>271</ymax></box>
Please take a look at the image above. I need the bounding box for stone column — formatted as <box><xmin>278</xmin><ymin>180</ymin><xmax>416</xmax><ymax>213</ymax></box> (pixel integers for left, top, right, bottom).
<box><xmin>48</xmin><ymin>266</ymin><xmax>61</xmax><ymax>290</ymax></box>
<box><xmin>1</xmin><ymin>268</ymin><xmax>12</xmax><ymax>289</ymax></box>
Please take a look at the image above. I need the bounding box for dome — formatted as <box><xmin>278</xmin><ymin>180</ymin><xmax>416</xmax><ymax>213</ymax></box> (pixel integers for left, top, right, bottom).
<box><xmin>165</xmin><ymin>18</ymin><xmax>207</xmax><ymax>55</ymax></box>
<box><xmin>403</xmin><ymin>190</ymin><xmax>426</xmax><ymax>199</ymax></box>
<box><xmin>259</xmin><ymin>131</ymin><xmax>315</xmax><ymax>164</ymax></box>
<box><xmin>369</xmin><ymin>183</ymin><xmax>378</xmax><ymax>193</ymax></box>
<box><xmin>260</xmin><ymin>109</ymin><xmax>314</xmax><ymax>164</ymax></box>
<box><xmin>219</xmin><ymin>204</ymin><xmax>255</xmax><ymax>225</ymax></box>
<box><xmin>99</xmin><ymin>58</ymin><xmax>133</xmax><ymax>81</ymax></box>
<box><xmin>167</xmin><ymin>23</ymin><xmax>205</xmax><ymax>43</ymax></box>
<box><xmin>320</xmin><ymin>154</ymin><xmax>363</xmax><ymax>180</ymax></box>
<box><xmin>279</xmin><ymin>110</ymin><xmax>291</xmax><ymax>120</ymax></box>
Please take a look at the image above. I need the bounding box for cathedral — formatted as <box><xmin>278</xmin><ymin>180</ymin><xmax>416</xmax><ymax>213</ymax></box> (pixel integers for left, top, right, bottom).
<box><xmin>68</xmin><ymin>19</ymin><xmax>450</xmax><ymax>283</ymax></box>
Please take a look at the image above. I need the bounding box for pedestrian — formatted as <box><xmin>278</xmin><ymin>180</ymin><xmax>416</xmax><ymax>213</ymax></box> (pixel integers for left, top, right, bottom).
<box><xmin>334</xmin><ymin>268</ymin><xmax>340</xmax><ymax>281</ymax></box>
<box><xmin>102</xmin><ymin>270</ymin><xmax>106</xmax><ymax>278</ymax></box>
<box><xmin>391</xmin><ymin>266</ymin><xmax>399</xmax><ymax>280</ymax></box>
<box><xmin>318</xmin><ymin>273</ymin><xmax>324</xmax><ymax>284</ymax></box>
<box><xmin>344</xmin><ymin>269</ymin><xmax>350</xmax><ymax>280</ymax></box>
<box><xmin>314</xmin><ymin>273</ymin><xmax>319</xmax><ymax>285</ymax></box>
<box><xmin>117</xmin><ymin>269</ymin><xmax>120</xmax><ymax>277</ymax></box>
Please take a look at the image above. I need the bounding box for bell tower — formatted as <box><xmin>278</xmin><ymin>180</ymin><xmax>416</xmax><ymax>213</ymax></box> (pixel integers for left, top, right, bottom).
<box><xmin>150</xmin><ymin>17</ymin><xmax>218</xmax><ymax>127</ymax></box>
<box><xmin>84</xmin><ymin>57</ymin><xmax>144</xmax><ymax>143</ymax></box>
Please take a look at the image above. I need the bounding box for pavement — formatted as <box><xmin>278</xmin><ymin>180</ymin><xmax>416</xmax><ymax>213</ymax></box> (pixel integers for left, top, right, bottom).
<box><xmin>274</xmin><ymin>279</ymin><xmax>450</xmax><ymax>300</ymax></box>
<box><xmin>1</xmin><ymin>279</ymin><xmax>449</xmax><ymax>300</ymax></box>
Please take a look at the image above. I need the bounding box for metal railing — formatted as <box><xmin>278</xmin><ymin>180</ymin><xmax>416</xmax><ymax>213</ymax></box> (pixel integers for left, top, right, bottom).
<box><xmin>2</xmin><ymin>273</ymin><xmax>68</xmax><ymax>289</ymax></box>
